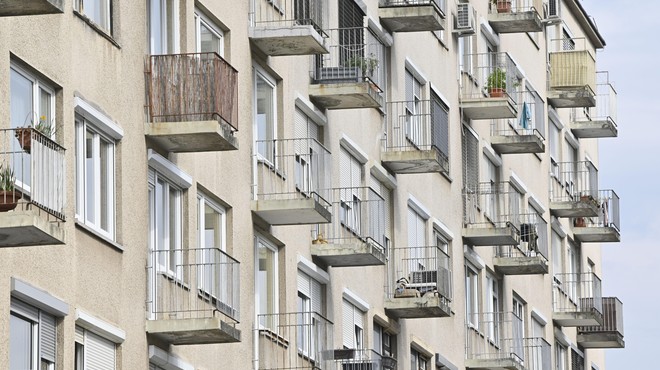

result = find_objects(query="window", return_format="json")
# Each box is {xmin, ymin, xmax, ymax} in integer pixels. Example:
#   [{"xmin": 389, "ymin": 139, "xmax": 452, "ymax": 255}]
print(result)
[
  {"xmin": 148, "ymin": 168, "xmax": 182, "ymax": 275},
  {"xmin": 373, "ymin": 323, "xmax": 396, "ymax": 359},
  {"xmin": 339, "ymin": 147, "xmax": 364, "ymax": 233},
  {"xmin": 342, "ymin": 299, "xmax": 364, "ymax": 349},
  {"xmin": 430, "ymin": 90, "xmax": 449, "ymax": 167},
  {"xmin": 297, "ymin": 270, "xmax": 324, "ymax": 358},
  {"xmin": 369, "ymin": 177, "xmax": 391, "ymax": 252},
  {"xmin": 10, "ymin": 299, "xmax": 56, "ymax": 370},
  {"xmin": 148, "ymin": 0, "xmax": 178, "ymax": 54},
  {"xmin": 483, "ymin": 155, "xmax": 499, "ymax": 221},
  {"xmin": 465, "ymin": 262, "xmax": 479, "ymax": 328},
  {"xmin": 294, "ymin": 107, "xmax": 323, "ymax": 196},
  {"xmin": 256, "ymin": 235, "xmax": 278, "ymax": 329},
  {"xmin": 197, "ymin": 193, "xmax": 227, "ymax": 300},
  {"xmin": 555, "ymin": 341, "xmax": 567, "ymax": 370},
  {"xmin": 75, "ymin": 115, "xmax": 116, "ymax": 239},
  {"xmin": 485, "ymin": 272, "xmax": 501, "ymax": 339},
  {"xmin": 195, "ymin": 10, "xmax": 223, "ymax": 55},
  {"xmin": 458, "ymin": 35, "xmax": 474, "ymax": 74},
  {"xmin": 571, "ymin": 348, "xmax": 585, "ymax": 370},
  {"xmin": 462, "ymin": 125, "xmax": 479, "ymax": 191},
  {"xmin": 75, "ymin": 326, "xmax": 116, "ymax": 370},
  {"xmin": 405, "ymin": 69, "xmax": 424, "ymax": 147},
  {"xmin": 512, "ymin": 295, "xmax": 526, "ymax": 342},
  {"xmin": 255, "ymin": 68, "xmax": 277, "ymax": 163},
  {"xmin": 549, "ymin": 120, "xmax": 561, "ymax": 177},
  {"xmin": 75, "ymin": 0, "xmax": 111, "ymax": 33},
  {"xmin": 411, "ymin": 349, "xmax": 429, "ymax": 370},
  {"xmin": 407, "ymin": 206, "xmax": 427, "ymax": 272},
  {"xmin": 551, "ymin": 231, "xmax": 563, "ymax": 278}
]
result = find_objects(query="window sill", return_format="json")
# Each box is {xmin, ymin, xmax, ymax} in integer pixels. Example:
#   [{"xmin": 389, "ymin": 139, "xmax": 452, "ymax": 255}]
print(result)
[
  {"xmin": 73, "ymin": 10, "xmax": 121, "ymax": 49},
  {"xmin": 75, "ymin": 220, "xmax": 124, "ymax": 252}
]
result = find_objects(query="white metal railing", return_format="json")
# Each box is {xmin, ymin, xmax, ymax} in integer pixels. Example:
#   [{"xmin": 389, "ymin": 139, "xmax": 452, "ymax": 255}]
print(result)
[
  {"xmin": 460, "ymin": 52, "xmax": 520, "ymax": 103},
  {"xmin": 0, "ymin": 128, "xmax": 65, "ymax": 221},
  {"xmin": 495, "ymin": 213, "xmax": 549, "ymax": 261},
  {"xmin": 553, "ymin": 272, "xmax": 602, "ymax": 317},
  {"xmin": 489, "ymin": 0, "xmax": 542, "ymax": 14},
  {"xmin": 575, "ymin": 189, "xmax": 620, "ymax": 231},
  {"xmin": 323, "ymin": 349, "xmax": 389, "ymax": 370},
  {"xmin": 525, "ymin": 337, "xmax": 551, "ymax": 370},
  {"xmin": 147, "ymin": 247, "xmax": 240, "ymax": 322},
  {"xmin": 466, "ymin": 311, "xmax": 524, "ymax": 364},
  {"xmin": 463, "ymin": 181, "xmax": 523, "ymax": 230},
  {"xmin": 253, "ymin": 138, "xmax": 331, "ymax": 208},
  {"xmin": 387, "ymin": 245, "xmax": 452, "ymax": 303},
  {"xmin": 570, "ymin": 71, "xmax": 617, "ymax": 126},
  {"xmin": 257, "ymin": 312, "xmax": 333, "ymax": 370},
  {"xmin": 491, "ymin": 90, "xmax": 545, "ymax": 140},
  {"xmin": 548, "ymin": 38, "xmax": 596, "ymax": 93},
  {"xmin": 578, "ymin": 297, "xmax": 624, "ymax": 336},
  {"xmin": 380, "ymin": 0, "xmax": 446, "ymax": 15},
  {"xmin": 250, "ymin": 0, "xmax": 326, "ymax": 34},
  {"xmin": 549, "ymin": 161, "xmax": 598, "ymax": 203}
]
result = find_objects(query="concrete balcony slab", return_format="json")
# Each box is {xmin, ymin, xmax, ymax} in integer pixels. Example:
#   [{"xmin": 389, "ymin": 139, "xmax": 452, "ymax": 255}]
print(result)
[
  {"xmin": 463, "ymin": 225, "xmax": 520, "ymax": 246},
  {"xmin": 491, "ymin": 134, "xmax": 545, "ymax": 154},
  {"xmin": 487, "ymin": 11, "xmax": 542, "ymax": 34},
  {"xmin": 379, "ymin": 4, "xmax": 446, "ymax": 32},
  {"xmin": 384, "ymin": 295, "xmax": 451, "ymax": 319},
  {"xmin": 578, "ymin": 332, "xmax": 625, "ymax": 349},
  {"xmin": 309, "ymin": 82, "xmax": 383, "ymax": 110},
  {"xmin": 494, "ymin": 255, "xmax": 549, "ymax": 275},
  {"xmin": 146, "ymin": 317, "xmax": 240, "ymax": 345},
  {"xmin": 249, "ymin": 26, "xmax": 328, "ymax": 56},
  {"xmin": 460, "ymin": 97, "xmax": 517, "ymax": 120},
  {"xmin": 553, "ymin": 311, "xmax": 603, "ymax": 327},
  {"xmin": 311, "ymin": 240, "xmax": 386, "ymax": 267},
  {"xmin": 0, "ymin": 210, "xmax": 64, "ymax": 247},
  {"xmin": 145, "ymin": 120, "xmax": 238, "ymax": 153},
  {"xmin": 548, "ymin": 87, "xmax": 596, "ymax": 108},
  {"xmin": 573, "ymin": 226, "xmax": 620, "ymax": 243},
  {"xmin": 465, "ymin": 358, "xmax": 524, "ymax": 370},
  {"xmin": 570, "ymin": 119, "xmax": 618, "ymax": 138},
  {"xmin": 549, "ymin": 200, "xmax": 599, "ymax": 218},
  {"xmin": 381, "ymin": 149, "xmax": 448, "ymax": 174},
  {"xmin": 252, "ymin": 198, "xmax": 331, "ymax": 226},
  {"xmin": 0, "ymin": 0, "xmax": 63, "ymax": 16}
]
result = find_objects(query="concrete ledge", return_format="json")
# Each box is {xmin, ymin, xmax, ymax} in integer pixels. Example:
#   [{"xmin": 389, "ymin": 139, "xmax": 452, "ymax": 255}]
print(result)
[
  {"xmin": 465, "ymin": 358, "xmax": 523, "ymax": 370},
  {"xmin": 311, "ymin": 241, "xmax": 386, "ymax": 267},
  {"xmin": 570, "ymin": 119, "xmax": 618, "ymax": 138},
  {"xmin": 487, "ymin": 11, "xmax": 542, "ymax": 34},
  {"xmin": 145, "ymin": 119, "xmax": 238, "ymax": 152},
  {"xmin": 309, "ymin": 82, "xmax": 383, "ymax": 110},
  {"xmin": 549, "ymin": 201, "xmax": 599, "ymax": 218},
  {"xmin": 548, "ymin": 88, "xmax": 596, "ymax": 108},
  {"xmin": 0, "ymin": 0, "xmax": 63, "ymax": 16},
  {"xmin": 463, "ymin": 225, "xmax": 520, "ymax": 246},
  {"xmin": 249, "ymin": 26, "xmax": 328, "ymax": 56},
  {"xmin": 553, "ymin": 310, "xmax": 603, "ymax": 327},
  {"xmin": 577, "ymin": 332, "xmax": 625, "ymax": 349},
  {"xmin": 252, "ymin": 198, "xmax": 331, "ymax": 225},
  {"xmin": 0, "ymin": 210, "xmax": 65, "ymax": 247},
  {"xmin": 381, "ymin": 149, "xmax": 448, "ymax": 174},
  {"xmin": 493, "ymin": 256, "xmax": 549, "ymax": 275},
  {"xmin": 146, "ymin": 317, "xmax": 241, "ymax": 345},
  {"xmin": 379, "ymin": 4, "xmax": 446, "ymax": 32},
  {"xmin": 384, "ymin": 295, "xmax": 451, "ymax": 319},
  {"xmin": 460, "ymin": 97, "xmax": 517, "ymax": 120},
  {"xmin": 491, "ymin": 134, "xmax": 545, "ymax": 154}
]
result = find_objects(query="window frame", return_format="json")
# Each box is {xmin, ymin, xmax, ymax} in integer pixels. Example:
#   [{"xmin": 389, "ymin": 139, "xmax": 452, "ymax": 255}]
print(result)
[
  {"xmin": 411, "ymin": 348, "xmax": 429, "ymax": 370},
  {"xmin": 254, "ymin": 66, "xmax": 278, "ymax": 165},
  {"xmin": 256, "ymin": 234, "xmax": 279, "ymax": 330},
  {"xmin": 197, "ymin": 193, "xmax": 227, "ymax": 300},
  {"xmin": 148, "ymin": 167, "xmax": 183, "ymax": 277},
  {"xmin": 10, "ymin": 300, "xmax": 57, "ymax": 370},
  {"xmin": 74, "ymin": 326, "xmax": 117, "ymax": 370},
  {"xmin": 148, "ymin": 0, "xmax": 179, "ymax": 54},
  {"xmin": 194, "ymin": 9, "xmax": 224, "ymax": 55},
  {"xmin": 75, "ymin": 0, "xmax": 112, "ymax": 34},
  {"xmin": 465, "ymin": 262, "xmax": 480, "ymax": 329}
]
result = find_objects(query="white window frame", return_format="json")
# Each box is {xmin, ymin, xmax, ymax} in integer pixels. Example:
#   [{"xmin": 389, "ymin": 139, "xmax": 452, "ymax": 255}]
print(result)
[
  {"xmin": 10, "ymin": 64, "xmax": 56, "ymax": 132},
  {"xmin": 197, "ymin": 193, "xmax": 227, "ymax": 301},
  {"xmin": 254, "ymin": 66, "xmax": 278, "ymax": 165},
  {"xmin": 411, "ymin": 348, "xmax": 429, "ymax": 370},
  {"xmin": 555, "ymin": 341, "xmax": 567, "ymax": 370},
  {"xmin": 195, "ymin": 10, "xmax": 224, "ymax": 55},
  {"xmin": 75, "ymin": 0, "xmax": 112, "ymax": 33},
  {"xmin": 148, "ymin": 167, "xmax": 183, "ymax": 277},
  {"xmin": 148, "ymin": 0, "xmax": 179, "ymax": 54},
  {"xmin": 255, "ymin": 234, "xmax": 279, "ymax": 329},
  {"xmin": 342, "ymin": 298, "xmax": 365, "ymax": 350},
  {"xmin": 465, "ymin": 262, "xmax": 480, "ymax": 329},
  {"xmin": 75, "ymin": 326, "xmax": 118, "ymax": 370},
  {"xmin": 10, "ymin": 300, "xmax": 57, "ymax": 370}
]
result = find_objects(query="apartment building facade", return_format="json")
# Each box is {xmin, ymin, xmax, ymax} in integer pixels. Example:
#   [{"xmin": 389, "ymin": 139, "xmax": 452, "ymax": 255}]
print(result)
[{"xmin": 0, "ymin": 0, "xmax": 623, "ymax": 369}]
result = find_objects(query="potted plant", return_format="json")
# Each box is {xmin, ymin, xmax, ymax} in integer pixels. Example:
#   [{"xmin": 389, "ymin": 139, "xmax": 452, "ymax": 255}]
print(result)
[
  {"xmin": 15, "ymin": 115, "xmax": 53, "ymax": 153},
  {"xmin": 347, "ymin": 53, "xmax": 379, "ymax": 79},
  {"xmin": 486, "ymin": 68, "xmax": 507, "ymax": 97},
  {"xmin": 0, "ymin": 164, "xmax": 20, "ymax": 212},
  {"xmin": 492, "ymin": 0, "xmax": 512, "ymax": 13}
]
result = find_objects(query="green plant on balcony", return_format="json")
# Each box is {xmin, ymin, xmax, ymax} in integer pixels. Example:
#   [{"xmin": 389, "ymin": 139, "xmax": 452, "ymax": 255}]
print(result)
[
  {"xmin": 486, "ymin": 68, "xmax": 507, "ymax": 97},
  {"xmin": 347, "ymin": 53, "xmax": 379, "ymax": 79},
  {"xmin": 0, "ymin": 164, "xmax": 20, "ymax": 212},
  {"xmin": 15, "ymin": 115, "xmax": 53, "ymax": 153}
]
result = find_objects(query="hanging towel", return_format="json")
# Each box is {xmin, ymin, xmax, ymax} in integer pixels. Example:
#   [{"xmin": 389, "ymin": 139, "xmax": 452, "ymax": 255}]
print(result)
[{"xmin": 519, "ymin": 101, "xmax": 531, "ymax": 129}]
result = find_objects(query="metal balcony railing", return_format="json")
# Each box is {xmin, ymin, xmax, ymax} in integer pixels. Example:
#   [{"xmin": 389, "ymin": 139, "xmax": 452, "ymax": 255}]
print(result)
[
  {"xmin": 257, "ymin": 312, "xmax": 333, "ymax": 370},
  {"xmin": 383, "ymin": 100, "xmax": 449, "ymax": 167},
  {"xmin": 576, "ymin": 189, "xmax": 620, "ymax": 231},
  {"xmin": 571, "ymin": 71, "xmax": 617, "ymax": 125},
  {"xmin": 549, "ymin": 161, "xmax": 599, "ymax": 203},
  {"xmin": 553, "ymin": 272, "xmax": 602, "ymax": 317},
  {"xmin": 314, "ymin": 186, "xmax": 386, "ymax": 249},
  {"xmin": 250, "ymin": 0, "xmax": 326, "ymax": 33},
  {"xmin": 147, "ymin": 248, "xmax": 240, "ymax": 322},
  {"xmin": 0, "ymin": 128, "xmax": 65, "ymax": 221},
  {"xmin": 548, "ymin": 38, "xmax": 596, "ymax": 93},
  {"xmin": 491, "ymin": 90, "xmax": 545, "ymax": 139},
  {"xmin": 525, "ymin": 337, "xmax": 551, "ymax": 370},
  {"xmin": 495, "ymin": 213, "xmax": 549, "ymax": 260},
  {"xmin": 578, "ymin": 297, "xmax": 624, "ymax": 335},
  {"xmin": 312, "ymin": 27, "xmax": 387, "ymax": 91},
  {"xmin": 323, "ymin": 349, "xmax": 392, "ymax": 370},
  {"xmin": 463, "ymin": 182, "xmax": 523, "ymax": 230},
  {"xmin": 146, "ymin": 53, "xmax": 239, "ymax": 130},
  {"xmin": 387, "ymin": 245, "xmax": 452, "ymax": 303},
  {"xmin": 380, "ymin": 0, "xmax": 446, "ymax": 14},
  {"xmin": 253, "ymin": 138, "xmax": 331, "ymax": 206},
  {"xmin": 460, "ymin": 52, "xmax": 520, "ymax": 102},
  {"xmin": 466, "ymin": 311, "xmax": 524, "ymax": 364},
  {"xmin": 489, "ymin": 0, "xmax": 542, "ymax": 14}
]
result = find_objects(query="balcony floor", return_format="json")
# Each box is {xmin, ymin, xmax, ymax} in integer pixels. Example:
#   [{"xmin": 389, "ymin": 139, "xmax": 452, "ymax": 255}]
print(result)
[
  {"xmin": 384, "ymin": 295, "xmax": 451, "ymax": 319},
  {"xmin": 553, "ymin": 310, "xmax": 603, "ymax": 327},
  {"xmin": 146, "ymin": 317, "xmax": 240, "ymax": 345},
  {"xmin": 491, "ymin": 134, "xmax": 545, "ymax": 154},
  {"xmin": 309, "ymin": 82, "xmax": 382, "ymax": 110},
  {"xmin": 493, "ymin": 255, "xmax": 549, "ymax": 275},
  {"xmin": 573, "ymin": 226, "xmax": 620, "ymax": 243},
  {"xmin": 249, "ymin": 26, "xmax": 328, "ymax": 56},
  {"xmin": 0, "ymin": 0, "xmax": 63, "ymax": 16},
  {"xmin": 487, "ymin": 11, "xmax": 543, "ymax": 33},
  {"xmin": 460, "ymin": 97, "xmax": 517, "ymax": 120},
  {"xmin": 465, "ymin": 358, "xmax": 524, "ymax": 370},
  {"xmin": 0, "ymin": 210, "xmax": 65, "ymax": 247},
  {"xmin": 550, "ymin": 201, "xmax": 599, "ymax": 218},
  {"xmin": 570, "ymin": 119, "xmax": 618, "ymax": 138},
  {"xmin": 251, "ymin": 198, "xmax": 331, "ymax": 226},
  {"xmin": 548, "ymin": 87, "xmax": 596, "ymax": 108},
  {"xmin": 577, "ymin": 332, "xmax": 625, "ymax": 349},
  {"xmin": 379, "ymin": 4, "xmax": 446, "ymax": 32},
  {"xmin": 463, "ymin": 225, "xmax": 520, "ymax": 246},
  {"xmin": 145, "ymin": 119, "xmax": 238, "ymax": 152},
  {"xmin": 311, "ymin": 240, "xmax": 386, "ymax": 267},
  {"xmin": 381, "ymin": 149, "xmax": 447, "ymax": 174}
]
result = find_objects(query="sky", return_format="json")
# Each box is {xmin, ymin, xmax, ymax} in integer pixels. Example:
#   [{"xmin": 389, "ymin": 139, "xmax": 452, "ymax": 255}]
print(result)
[{"xmin": 580, "ymin": 0, "xmax": 659, "ymax": 367}]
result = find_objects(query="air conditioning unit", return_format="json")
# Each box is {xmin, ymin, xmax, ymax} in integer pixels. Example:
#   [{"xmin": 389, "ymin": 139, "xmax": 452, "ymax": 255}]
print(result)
[
  {"xmin": 454, "ymin": 3, "xmax": 476, "ymax": 36},
  {"xmin": 546, "ymin": 0, "xmax": 560, "ymax": 21}
]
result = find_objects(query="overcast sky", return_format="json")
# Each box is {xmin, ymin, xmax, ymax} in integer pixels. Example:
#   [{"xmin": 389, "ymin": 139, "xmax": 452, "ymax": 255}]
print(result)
[{"xmin": 580, "ymin": 0, "xmax": 658, "ymax": 367}]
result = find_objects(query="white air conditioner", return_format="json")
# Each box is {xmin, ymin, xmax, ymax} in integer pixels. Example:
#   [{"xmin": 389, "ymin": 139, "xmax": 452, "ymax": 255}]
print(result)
[
  {"xmin": 454, "ymin": 3, "xmax": 476, "ymax": 36},
  {"xmin": 546, "ymin": 0, "xmax": 560, "ymax": 19}
]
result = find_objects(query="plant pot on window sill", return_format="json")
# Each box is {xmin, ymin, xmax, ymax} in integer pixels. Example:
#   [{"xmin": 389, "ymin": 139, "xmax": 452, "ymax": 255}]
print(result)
[
  {"xmin": 489, "ymin": 87, "xmax": 505, "ymax": 98},
  {"xmin": 0, "ymin": 190, "xmax": 21, "ymax": 212},
  {"xmin": 14, "ymin": 128, "xmax": 32, "ymax": 154}
]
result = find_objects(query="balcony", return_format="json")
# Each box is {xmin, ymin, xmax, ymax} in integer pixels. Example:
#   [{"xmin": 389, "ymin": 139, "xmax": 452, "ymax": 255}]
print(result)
[
  {"xmin": 146, "ymin": 248, "xmax": 240, "ymax": 345},
  {"xmin": 463, "ymin": 182, "xmax": 521, "ymax": 246},
  {"xmin": 384, "ymin": 246, "xmax": 452, "ymax": 319},
  {"xmin": 0, "ymin": 128, "xmax": 65, "ymax": 247},
  {"xmin": 311, "ymin": 187, "xmax": 387, "ymax": 267},
  {"xmin": 145, "ymin": 53, "xmax": 239, "ymax": 152},
  {"xmin": 493, "ymin": 214, "xmax": 549, "ymax": 275},
  {"xmin": 460, "ymin": 52, "xmax": 519, "ymax": 120},
  {"xmin": 487, "ymin": 0, "xmax": 542, "ymax": 34},
  {"xmin": 249, "ymin": 0, "xmax": 328, "ymax": 56},
  {"xmin": 548, "ymin": 38, "xmax": 596, "ymax": 108},
  {"xmin": 323, "ymin": 349, "xmax": 395, "ymax": 370},
  {"xmin": 0, "ymin": 0, "xmax": 63, "ymax": 16},
  {"xmin": 553, "ymin": 272, "xmax": 603, "ymax": 327},
  {"xmin": 570, "ymin": 72, "xmax": 618, "ymax": 138},
  {"xmin": 549, "ymin": 161, "xmax": 600, "ymax": 218},
  {"xmin": 466, "ymin": 312, "xmax": 551, "ymax": 370},
  {"xmin": 252, "ymin": 138, "xmax": 332, "ymax": 226},
  {"xmin": 490, "ymin": 90, "xmax": 545, "ymax": 154},
  {"xmin": 378, "ymin": 0, "xmax": 446, "ymax": 32},
  {"xmin": 573, "ymin": 190, "xmax": 620, "ymax": 243},
  {"xmin": 382, "ymin": 100, "xmax": 449, "ymax": 174},
  {"xmin": 256, "ymin": 312, "xmax": 332, "ymax": 370},
  {"xmin": 309, "ymin": 27, "xmax": 386, "ymax": 110},
  {"xmin": 578, "ymin": 297, "xmax": 625, "ymax": 349}
]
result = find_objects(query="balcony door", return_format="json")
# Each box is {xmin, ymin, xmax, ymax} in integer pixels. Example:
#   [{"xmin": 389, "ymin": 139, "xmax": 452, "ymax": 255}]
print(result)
[
  {"xmin": 197, "ymin": 194, "xmax": 229, "ymax": 312},
  {"xmin": 149, "ymin": 0, "xmax": 178, "ymax": 54}
]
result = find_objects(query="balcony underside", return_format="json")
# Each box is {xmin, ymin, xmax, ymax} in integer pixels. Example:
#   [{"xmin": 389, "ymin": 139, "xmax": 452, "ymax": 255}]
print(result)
[
  {"xmin": 384, "ymin": 295, "xmax": 451, "ymax": 319},
  {"xmin": 0, "ymin": 0, "xmax": 63, "ymax": 16},
  {"xmin": 550, "ymin": 201, "xmax": 599, "ymax": 218},
  {"xmin": 311, "ymin": 241, "xmax": 386, "ymax": 267},
  {"xmin": 460, "ymin": 98, "xmax": 517, "ymax": 120},
  {"xmin": 463, "ymin": 225, "xmax": 519, "ymax": 246},
  {"xmin": 570, "ymin": 119, "xmax": 618, "ymax": 138},
  {"xmin": 378, "ymin": 4, "xmax": 446, "ymax": 32},
  {"xmin": 494, "ymin": 256, "xmax": 549, "ymax": 275},
  {"xmin": 465, "ymin": 358, "xmax": 523, "ymax": 370},
  {"xmin": 577, "ymin": 332, "xmax": 625, "ymax": 349},
  {"xmin": 573, "ymin": 226, "xmax": 620, "ymax": 243},
  {"xmin": 249, "ymin": 26, "xmax": 328, "ymax": 56},
  {"xmin": 145, "ymin": 120, "xmax": 238, "ymax": 152},
  {"xmin": 487, "ymin": 11, "xmax": 543, "ymax": 33},
  {"xmin": 146, "ymin": 317, "xmax": 240, "ymax": 345},
  {"xmin": 491, "ymin": 135, "xmax": 545, "ymax": 154},
  {"xmin": 0, "ymin": 210, "xmax": 65, "ymax": 247},
  {"xmin": 548, "ymin": 87, "xmax": 596, "ymax": 108},
  {"xmin": 309, "ymin": 82, "xmax": 382, "ymax": 110},
  {"xmin": 251, "ymin": 198, "xmax": 331, "ymax": 226},
  {"xmin": 381, "ymin": 149, "xmax": 447, "ymax": 174},
  {"xmin": 553, "ymin": 311, "xmax": 603, "ymax": 327}
]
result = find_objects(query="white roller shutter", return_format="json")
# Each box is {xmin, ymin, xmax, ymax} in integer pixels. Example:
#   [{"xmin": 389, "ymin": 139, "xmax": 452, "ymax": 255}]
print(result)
[
  {"xmin": 40, "ymin": 312, "xmax": 56, "ymax": 363},
  {"xmin": 85, "ymin": 330, "xmax": 116, "ymax": 370},
  {"xmin": 10, "ymin": 298, "xmax": 39, "ymax": 321},
  {"xmin": 298, "ymin": 270, "xmax": 323, "ymax": 314},
  {"xmin": 342, "ymin": 299, "xmax": 364, "ymax": 349}
]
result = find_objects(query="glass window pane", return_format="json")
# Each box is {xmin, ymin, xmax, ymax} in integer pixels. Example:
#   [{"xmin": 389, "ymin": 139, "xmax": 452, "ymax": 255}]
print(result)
[
  {"xmin": 10, "ymin": 69, "xmax": 33, "ymax": 128},
  {"xmin": 39, "ymin": 88, "xmax": 52, "ymax": 136},
  {"xmin": 99, "ymin": 139, "xmax": 110, "ymax": 233},
  {"xmin": 168, "ymin": 187, "xmax": 178, "ymax": 272},
  {"xmin": 256, "ymin": 75, "xmax": 274, "ymax": 159},
  {"xmin": 165, "ymin": 0, "xmax": 175, "ymax": 52},
  {"xmin": 200, "ymin": 22, "xmax": 221, "ymax": 55},
  {"xmin": 85, "ymin": 130, "xmax": 96, "ymax": 224},
  {"xmin": 10, "ymin": 314, "xmax": 33, "ymax": 370},
  {"xmin": 258, "ymin": 243, "xmax": 275, "ymax": 318},
  {"xmin": 149, "ymin": 0, "xmax": 163, "ymax": 54},
  {"xmin": 204, "ymin": 203, "xmax": 220, "ymax": 249}
]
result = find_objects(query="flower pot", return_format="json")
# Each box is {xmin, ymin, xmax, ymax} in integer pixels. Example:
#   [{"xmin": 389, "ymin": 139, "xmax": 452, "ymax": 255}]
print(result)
[
  {"xmin": 14, "ymin": 128, "xmax": 32, "ymax": 154},
  {"xmin": 574, "ymin": 217, "xmax": 586, "ymax": 227},
  {"xmin": 489, "ymin": 87, "xmax": 505, "ymax": 98},
  {"xmin": 496, "ymin": 0, "xmax": 512, "ymax": 13},
  {"xmin": 0, "ymin": 190, "xmax": 21, "ymax": 212}
]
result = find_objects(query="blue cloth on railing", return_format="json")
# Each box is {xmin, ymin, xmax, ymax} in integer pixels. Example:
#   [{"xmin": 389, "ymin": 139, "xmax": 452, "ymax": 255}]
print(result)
[{"xmin": 519, "ymin": 101, "xmax": 531, "ymax": 129}]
